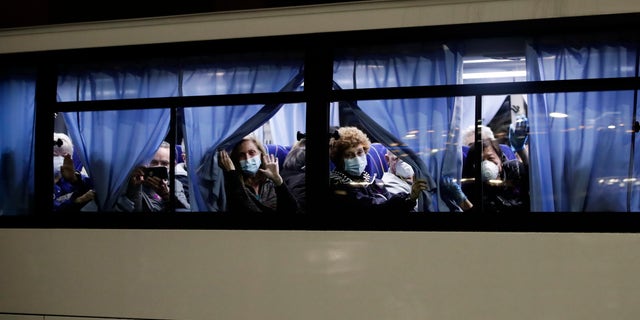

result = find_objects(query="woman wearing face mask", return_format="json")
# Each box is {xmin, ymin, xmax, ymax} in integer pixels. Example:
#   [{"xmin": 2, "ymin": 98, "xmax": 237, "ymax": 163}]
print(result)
[
  {"xmin": 461, "ymin": 138, "xmax": 530, "ymax": 213},
  {"xmin": 218, "ymin": 135, "xmax": 301, "ymax": 213},
  {"xmin": 328, "ymin": 126, "xmax": 428, "ymax": 214}
]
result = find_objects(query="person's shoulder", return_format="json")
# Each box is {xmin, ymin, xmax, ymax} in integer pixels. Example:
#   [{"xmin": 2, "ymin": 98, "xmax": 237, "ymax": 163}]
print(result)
[
  {"xmin": 503, "ymin": 159, "xmax": 524, "ymax": 169},
  {"xmin": 379, "ymin": 172, "xmax": 393, "ymax": 183},
  {"xmin": 503, "ymin": 159, "xmax": 527, "ymax": 179}
]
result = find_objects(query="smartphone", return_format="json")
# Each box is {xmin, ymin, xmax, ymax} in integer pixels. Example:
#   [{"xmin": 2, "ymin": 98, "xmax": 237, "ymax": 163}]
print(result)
[{"xmin": 144, "ymin": 166, "xmax": 169, "ymax": 180}]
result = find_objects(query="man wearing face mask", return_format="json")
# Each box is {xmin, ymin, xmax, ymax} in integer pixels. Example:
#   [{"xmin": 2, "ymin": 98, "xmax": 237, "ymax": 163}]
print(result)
[
  {"xmin": 383, "ymin": 150, "xmax": 414, "ymax": 191},
  {"xmin": 381, "ymin": 149, "xmax": 420, "ymax": 211},
  {"xmin": 53, "ymin": 132, "xmax": 95, "ymax": 212},
  {"xmin": 328, "ymin": 126, "xmax": 428, "ymax": 214},
  {"xmin": 218, "ymin": 135, "xmax": 301, "ymax": 213}
]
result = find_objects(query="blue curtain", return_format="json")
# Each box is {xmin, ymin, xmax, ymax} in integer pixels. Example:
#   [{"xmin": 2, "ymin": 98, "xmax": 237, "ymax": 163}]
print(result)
[
  {"xmin": 63, "ymin": 110, "xmax": 170, "ymax": 211},
  {"xmin": 59, "ymin": 63, "xmax": 177, "ymax": 210},
  {"xmin": 526, "ymin": 38, "xmax": 639, "ymax": 211},
  {"xmin": 266, "ymin": 103, "xmax": 306, "ymax": 145},
  {"xmin": 332, "ymin": 43, "xmax": 464, "ymax": 211},
  {"xmin": 0, "ymin": 69, "xmax": 36, "ymax": 215}
]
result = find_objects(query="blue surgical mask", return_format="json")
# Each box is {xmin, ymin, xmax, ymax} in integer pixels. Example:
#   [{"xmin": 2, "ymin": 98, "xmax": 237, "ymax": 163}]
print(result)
[
  {"xmin": 239, "ymin": 154, "xmax": 262, "ymax": 175},
  {"xmin": 344, "ymin": 154, "xmax": 367, "ymax": 176}
]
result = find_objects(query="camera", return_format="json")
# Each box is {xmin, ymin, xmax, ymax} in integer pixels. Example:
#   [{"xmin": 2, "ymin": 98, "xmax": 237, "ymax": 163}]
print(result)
[{"xmin": 144, "ymin": 166, "xmax": 168, "ymax": 180}]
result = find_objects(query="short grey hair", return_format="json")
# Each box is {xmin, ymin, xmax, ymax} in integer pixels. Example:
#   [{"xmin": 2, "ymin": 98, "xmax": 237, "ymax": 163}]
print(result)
[{"xmin": 462, "ymin": 125, "xmax": 495, "ymax": 146}]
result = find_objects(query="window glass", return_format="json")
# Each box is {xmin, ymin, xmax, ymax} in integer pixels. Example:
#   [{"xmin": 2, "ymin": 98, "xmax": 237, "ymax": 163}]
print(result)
[
  {"xmin": 57, "ymin": 59, "xmax": 181, "ymax": 101},
  {"xmin": 528, "ymin": 90, "xmax": 638, "ymax": 212},
  {"xmin": 0, "ymin": 68, "xmax": 36, "ymax": 215},
  {"xmin": 183, "ymin": 102, "xmax": 306, "ymax": 212},
  {"xmin": 462, "ymin": 37, "xmax": 527, "ymax": 85},
  {"xmin": 527, "ymin": 34, "xmax": 638, "ymax": 81},
  {"xmin": 329, "ymin": 97, "xmax": 464, "ymax": 212},
  {"xmin": 333, "ymin": 42, "xmax": 463, "ymax": 89},
  {"xmin": 181, "ymin": 52, "xmax": 304, "ymax": 96},
  {"xmin": 57, "ymin": 51, "xmax": 304, "ymax": 102}
]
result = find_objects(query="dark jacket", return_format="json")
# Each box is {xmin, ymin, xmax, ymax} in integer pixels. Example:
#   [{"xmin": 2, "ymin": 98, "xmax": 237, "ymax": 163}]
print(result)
[
  {"xmin": 223, "ymin": 170, "xmax": 301, "ymax": 213},
  {"xmin": 328, "ymin": 170, "xmax": 417, "ymax": 214}
]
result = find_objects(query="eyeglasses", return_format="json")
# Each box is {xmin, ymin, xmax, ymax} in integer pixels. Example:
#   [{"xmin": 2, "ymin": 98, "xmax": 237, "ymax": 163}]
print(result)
[{"xmin": 150, "ymin": 160, "xmax": 171, "ymax": 167}]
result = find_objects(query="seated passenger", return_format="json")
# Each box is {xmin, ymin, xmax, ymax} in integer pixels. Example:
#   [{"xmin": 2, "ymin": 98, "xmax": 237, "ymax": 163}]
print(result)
[
  {"xmin": 53, "ymin": 132, "xmax": 95, "ymax": 212},
  {"xmin": 382, "ymin": 149, "xmax": 414, "ymax": 194},
  {"xmin": 115, "ymin": 141, "xmax": 190, "ymax": 212},
  {"xmin": 280, "ymin": 137, "xmax": 306, "ymax": 213},
  {"xmin": 381, "ymin": 149, "xmax": 418, "ymax": 211},
  {"xmin": 218, "ymin": 135, "xmax": 301, "ymax": 213},
  {"xmin": 441, "ymin": 115, "xmax": 531, "ymax": 212},
  {"xmin": 327, "ymin": 126, "xmax": 428, "ymax": 213},
  {"xmin": 460, "ymin": 116, "xmax": 530, "ymax": 213}
]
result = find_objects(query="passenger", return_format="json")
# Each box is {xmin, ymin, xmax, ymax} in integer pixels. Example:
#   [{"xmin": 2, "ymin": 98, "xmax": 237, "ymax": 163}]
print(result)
[
  {"xmin": 327, "ymin": 126, "xmax": 428, "ymax": 213},
  {"xmin": 115, "ymin": 141, "xmax": 190, "ymax": 212},
  {"xmin": 280, "ymin": 137, "xmax": 306, "ymax": 212},
  {"xmin": 460, "ymin": 115, "xmax": 530, "ymax": 212},
  {"xmin": 382, "ymin": 149, "xmax": 414, "ymax": 193},
  {"xmin": 218, "ymin": 135, "xmax": 301, "ymax": 213},
  {"xmin": 381, "ymin": 149, "xmax": 418, "ymax": 211},
  {"xmin": 53, "ymin": 132, "xmax": 95, "ymax": 212},
  {"xmin": 450, "ymin": 115, "xmax": 530, "ymax": 212}
]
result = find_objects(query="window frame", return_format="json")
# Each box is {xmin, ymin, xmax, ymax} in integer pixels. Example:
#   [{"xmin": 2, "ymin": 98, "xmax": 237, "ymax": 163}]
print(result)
[{"xmin": 2, "ymin": 13, "xmax": 640, "ymax": 231}]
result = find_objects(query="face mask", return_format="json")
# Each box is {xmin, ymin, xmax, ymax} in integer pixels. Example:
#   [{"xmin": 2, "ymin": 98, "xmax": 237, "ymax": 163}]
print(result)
[
  {"xmin": 53, "ymin": 156, "xmax": 64, "ymax": 177},
  {"xmin": 344, "ymin": 154, "xmax": 367, "ymax": 176},
  {"xmin": 481, "ymin": 160, "xmax": 499, "ymax": 182},
  {"xmin": 239, "ymin": 154, "xmax": 261, "ymax": 175},
  {"xmin": 394, "ymin": 160, "xmax": 414, "ymax": 179}
]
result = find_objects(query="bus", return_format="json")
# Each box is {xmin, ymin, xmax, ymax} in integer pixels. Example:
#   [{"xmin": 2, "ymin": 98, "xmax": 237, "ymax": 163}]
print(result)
[{"xmin": 2, "ymin": 1, "xmax": 640, "ymax": 319}]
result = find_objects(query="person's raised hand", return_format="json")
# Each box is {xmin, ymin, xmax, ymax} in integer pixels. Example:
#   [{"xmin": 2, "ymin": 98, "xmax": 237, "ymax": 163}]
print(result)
[
  {"xmin": 409, "ymin": 177, "xmax": 428, "ymax": 201},
  {"xmin": 129, "ymin": 166, "xmax": 146, "ymax": 187},
  {"xmin": 145, "ymin": 175, "xmax": 170, "ymax": 201},
  {"xmin": 509, "ymin": 115, "xmax": 530, "ymax": 151},
  {"xmin": 260, "ymin": 153, "xmax": 283, "ymax": 186},
  {"xmin": 218, "ymin": 149, "xmax": 235, "ymax": 171},
  {"xmin": 60, "ymin": 154, "xmax": 78, "ymax": 182}
]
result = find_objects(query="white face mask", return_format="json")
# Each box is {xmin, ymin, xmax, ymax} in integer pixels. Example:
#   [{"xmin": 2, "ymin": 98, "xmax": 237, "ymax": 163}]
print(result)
[
  {"xmin": 344, "ymin": 154, "xmax": 368, "ymax": 176},
  {"xmin": 394, "ymin": 160, "xmax": 414, "ymax": 179},
  {"xmin": 53, "ymin": 155, "xmax": 64, "ymax": 177},
  {"xmin": 481, "ymin": 160, "xmax": 500, "ymax": 182},
  {"xmin": 239, "ymin": 154, "xmax": 261, "ymax": 175}
]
